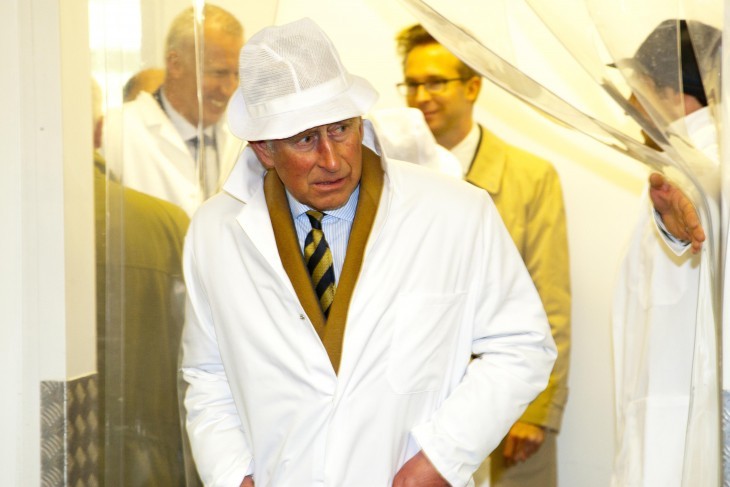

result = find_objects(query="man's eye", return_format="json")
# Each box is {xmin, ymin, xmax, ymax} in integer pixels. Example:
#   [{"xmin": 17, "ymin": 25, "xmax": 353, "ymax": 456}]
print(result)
[
  {"xmin": 425, "ymin": 81, "xmax": 445, "ymax": 91},
  {"xmin": 297, "ymin": 135, "xmax": 314, "ymax": 145}
]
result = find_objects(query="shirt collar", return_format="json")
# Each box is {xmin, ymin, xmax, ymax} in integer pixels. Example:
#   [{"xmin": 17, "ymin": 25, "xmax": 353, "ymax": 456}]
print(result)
[
  {"xmin": 450, "ymin": 122, "xmax": 480, "ymax": 176},
  {"xmin": 286, "ymin": 185, "xmax": 360, "ymax": 223},
  {"xmin": 160, "ymin": 88, "xmax": 215, "ymax": 142}
]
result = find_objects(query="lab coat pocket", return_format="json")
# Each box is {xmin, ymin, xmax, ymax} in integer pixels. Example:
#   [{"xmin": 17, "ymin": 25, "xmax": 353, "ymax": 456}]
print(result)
[
  {"xmin": 635, "ymin": 229, "xmax": 698, "ymax": 308},
  {"xmin": 387, "ymin": 292, "xmax": 466, "ymax": 394}
]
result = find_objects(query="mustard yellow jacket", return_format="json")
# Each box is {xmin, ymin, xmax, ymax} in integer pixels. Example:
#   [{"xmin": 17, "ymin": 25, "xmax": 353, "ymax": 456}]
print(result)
[{"xmin": 466, "ymin": 126, "xmax": 571, "ymax": 432}]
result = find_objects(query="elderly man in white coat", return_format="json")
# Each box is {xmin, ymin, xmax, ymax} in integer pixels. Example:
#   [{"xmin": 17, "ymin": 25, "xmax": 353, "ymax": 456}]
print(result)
[
  {"xmin": 181, "ymin": 18, "xmax": 556, "ymax": 487},
  {"xmin": 104, "ymin": 4, "xmax": 244, "ymax": 216}
]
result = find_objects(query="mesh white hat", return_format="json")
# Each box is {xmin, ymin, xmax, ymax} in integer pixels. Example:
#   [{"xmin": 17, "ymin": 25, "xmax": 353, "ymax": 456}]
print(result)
[{"xmin": 228, "ymin": 18, "xmax": 379, "ymax": 141}]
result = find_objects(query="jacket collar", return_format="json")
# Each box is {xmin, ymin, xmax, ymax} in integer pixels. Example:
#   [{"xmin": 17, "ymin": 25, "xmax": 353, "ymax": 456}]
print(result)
[
  {"xmin": 262, "ymin": 145, "xmax": 384, "ymax": 375},
  {"xmin": 465, "ymin": 124, "xmax": 507, "ymax": 195},
  {"xmin": 133, "ymin": 91, "xmax": 190, "ymax": 153},
  {"xmin": 137, "ymin": 90, "xmax": 236, "ymax": 159}
]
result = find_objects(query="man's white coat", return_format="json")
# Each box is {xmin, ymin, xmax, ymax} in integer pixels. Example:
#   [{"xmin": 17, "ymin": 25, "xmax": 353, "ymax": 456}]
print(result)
[
  {"xmin": 181, "ymin": 123, "xmax": 557, "ymax": 487},
  {"xmin": 104, "ymin": 91, "xmax": 242, "ymax": 216}
]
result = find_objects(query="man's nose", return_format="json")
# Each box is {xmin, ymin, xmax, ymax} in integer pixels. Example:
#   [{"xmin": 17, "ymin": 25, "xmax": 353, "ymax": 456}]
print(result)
[
  {"xmin": 412, "ymin": 84, "xmax": 432, "ymax": 104},
  {"xmin": 317, "ymin": 138, "xmax": 340, "ymax": 172},
  {"xmin": 220, "ymin": 73, "xmax": 239, "ymax": 99}
]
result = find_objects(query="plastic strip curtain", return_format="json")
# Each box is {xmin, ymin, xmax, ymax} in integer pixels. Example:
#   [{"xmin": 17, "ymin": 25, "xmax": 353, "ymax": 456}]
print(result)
[
  {"xmin": 397, "ymin": 0, "xmax": 723, "ymax": 485},
  {"xmin": 723, "ymin": 4, "xmax": 730, "ymax": 479},
  {"xmin": 91, "ymin": 0, "xmax": 253, "ymax": 484}
]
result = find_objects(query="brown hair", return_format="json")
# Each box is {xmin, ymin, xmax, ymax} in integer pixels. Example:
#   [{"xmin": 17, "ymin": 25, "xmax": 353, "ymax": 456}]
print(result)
[{"xmin": 395, "ymin": 24, "xmax": 478, "ymax": 79}]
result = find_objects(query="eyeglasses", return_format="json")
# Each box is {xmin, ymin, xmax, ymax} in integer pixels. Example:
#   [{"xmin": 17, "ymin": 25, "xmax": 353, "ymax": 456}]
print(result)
[{"xmin": 396, "ymin": 78, "xmax": 466, "ymax": 96}]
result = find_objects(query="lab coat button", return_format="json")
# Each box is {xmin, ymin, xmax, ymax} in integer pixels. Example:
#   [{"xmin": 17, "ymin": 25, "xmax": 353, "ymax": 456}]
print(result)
[{"xmin": 299, "ymin": 314, "xmax": 305, "ymax": 320}]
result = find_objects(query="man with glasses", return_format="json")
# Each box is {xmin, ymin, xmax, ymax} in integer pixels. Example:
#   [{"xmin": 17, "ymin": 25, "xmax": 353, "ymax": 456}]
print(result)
[{"xmin": 397, "ymin": 24, "xmax": 571, "ymax": 487}]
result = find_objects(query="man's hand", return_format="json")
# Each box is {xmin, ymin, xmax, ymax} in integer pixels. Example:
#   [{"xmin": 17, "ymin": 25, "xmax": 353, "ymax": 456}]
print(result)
[
  {"xmin": 649, "ymin": 172, "xmax": 705, "ymax": 253},
  {"xmin": 392, "ymin": 450, "xmax": 450, "ymax": 487},
  {"xmin": 502, "ymin": 421, "xmax": 545, "ymax": 467},
  {"xmin": 240, "ymin": 475, "xmax": 254, "ymax": 487}
]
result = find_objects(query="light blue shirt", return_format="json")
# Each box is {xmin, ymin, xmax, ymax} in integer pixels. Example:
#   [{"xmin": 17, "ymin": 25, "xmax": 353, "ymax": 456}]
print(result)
[{"xmin": 287, "ymin": 186, "xmax": 360, "ymax": 284}]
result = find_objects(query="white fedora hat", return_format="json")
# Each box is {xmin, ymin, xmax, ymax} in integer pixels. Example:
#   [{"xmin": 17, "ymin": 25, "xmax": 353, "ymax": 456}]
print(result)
[{"xmin": 227, "ymin": 17, "xmax": 379, "ymax": 141}]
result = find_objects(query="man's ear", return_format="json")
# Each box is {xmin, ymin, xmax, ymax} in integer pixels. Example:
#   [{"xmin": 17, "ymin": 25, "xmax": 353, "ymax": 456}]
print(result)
[
  {"xmin": 465, "ymin": 76, "xmax": 482, "ymax": 102},
  {"xmin": 249, "ymin": 141, "xmax": 275, "ymax": 169},
  {"xmin": 166, "ymin": 51, "xmax": 183, "ymax": 79}
]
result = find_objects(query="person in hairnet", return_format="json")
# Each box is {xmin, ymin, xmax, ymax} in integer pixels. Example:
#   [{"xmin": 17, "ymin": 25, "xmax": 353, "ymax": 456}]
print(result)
[
  {"xmin": 612, "ymin": 19, "xmax": 722, "ymax": 487},
  {"xmin": 180, "ymin": 18, "xmax": 556, "ymax": 487}
]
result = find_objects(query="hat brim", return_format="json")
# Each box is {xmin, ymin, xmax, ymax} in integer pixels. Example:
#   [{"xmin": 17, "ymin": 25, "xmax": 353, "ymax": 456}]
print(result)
[{"xmin": 227, "ymin": 75, "xmax": 379, "ymax": 142}]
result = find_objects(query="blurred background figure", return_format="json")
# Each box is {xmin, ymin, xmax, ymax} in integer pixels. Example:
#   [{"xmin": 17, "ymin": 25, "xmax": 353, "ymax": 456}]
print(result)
[
  {"xmin": 93, "ymin": 77, "xmax": 197, "ymax": 485},
  {"xmin": 613, "ymin": 19, "xmax": 721, "ymax": 487},
  {"xmin": 104, "ymin": 4, "xmax": 244, "ymax": 216},
  {"xmin": 396, "ymin": 24, "xmax": 572, "ymax": 487},
  {"xmin": 123, "ymin": 68, "xmax": 165, "ymax": 102},
  {"xmin": 367, "ymin": 107, "xmax": 462, "ymax": 177}
]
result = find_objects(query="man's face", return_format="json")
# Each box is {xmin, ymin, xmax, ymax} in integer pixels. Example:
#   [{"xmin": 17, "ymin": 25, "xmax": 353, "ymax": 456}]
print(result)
[
  {"xmin": 172, "ymin": 26, "xmax": 243, "ymax": 127},
  {"xmin": 253, "ymin": 118, "xmax": 364, "ymax": 211},
  {"xmin": 403, "ymin": 43, "xmax": 479, "ymax": 142}
]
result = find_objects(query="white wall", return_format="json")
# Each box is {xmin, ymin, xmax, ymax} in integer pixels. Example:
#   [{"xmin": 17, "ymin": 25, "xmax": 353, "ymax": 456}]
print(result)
[
  {"xmin": 61, "ymin": 0, "xmax": 96, "ymax": 380},
  {"xmin": 21, "ymin": 0, "xmax": 96, "ymax": 383},
  {"xmin": 1, "ymin": 0, "xmax": 96, "ymax": 483},
  {"xmin": 1, "ymin": 1, "xmax": 28, "ymax": 484},
  {"xmin": 271, "ymin": 1, "xmax": 646, "ymax": 485}
]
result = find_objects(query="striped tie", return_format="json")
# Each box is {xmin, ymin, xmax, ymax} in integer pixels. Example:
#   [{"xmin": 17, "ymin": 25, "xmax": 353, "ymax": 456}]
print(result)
[{"xmin": 304, "ymin": 210, "xmax": 336, "ymax": 318}]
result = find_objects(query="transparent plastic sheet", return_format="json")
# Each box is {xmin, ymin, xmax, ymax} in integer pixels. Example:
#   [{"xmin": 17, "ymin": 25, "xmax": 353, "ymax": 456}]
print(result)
[
  {"xmin": 91, "ymin": 0, "xmax": 253, "ymax": 484},
  {"xmin": 396, "ymin": 0, "xmax": 672, "ymax": 173},
  {"xmin": 527, "ymin": 2, "xmax": 722, "ymax": 484},
  {"xmin": 396, "ymin": 0, "xmax": 722, "ymax": 485},
  {"xmin": 721, "ymin": 5, "xmax": 730, "ymax": 478},
  {"xmin": 581, "ymin": 5, "xmax": 722, "ymax": 486}
]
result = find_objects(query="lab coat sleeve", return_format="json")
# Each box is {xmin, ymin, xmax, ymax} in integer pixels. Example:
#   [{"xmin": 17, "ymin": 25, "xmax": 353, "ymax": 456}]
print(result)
[
  {"xmin": 411, "ymin": 197, "xmax": 557, "ymax": 487},
  {"xmin": 180, "ymin": 231, "xmax": 253, "ymax": 487}
]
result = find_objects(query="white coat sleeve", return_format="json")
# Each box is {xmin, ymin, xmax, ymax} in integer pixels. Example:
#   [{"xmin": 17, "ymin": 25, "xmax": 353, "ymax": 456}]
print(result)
[
  {"xmin": 411, "ymin": 197, "xmax": 557, "ymax": 487},
  {"xmin": 180, "ymin": 231, "xmax": 253, "ymax": 487}
]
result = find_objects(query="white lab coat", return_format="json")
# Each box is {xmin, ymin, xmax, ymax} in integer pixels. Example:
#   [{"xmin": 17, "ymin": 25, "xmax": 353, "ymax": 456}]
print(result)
[
  {"xmin": 104, "ymin": 91, "xmax": 242, "ymax": 216},
  {"xmin": 612, "ymin": 107, "xmax": 720, "ymax": 487},
  {"xmin": 181, "ymin": 122, "xmax": 556, "ymax": 487}
]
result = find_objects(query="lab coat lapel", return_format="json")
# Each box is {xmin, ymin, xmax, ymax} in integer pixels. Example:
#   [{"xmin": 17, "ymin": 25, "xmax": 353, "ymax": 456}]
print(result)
[
  {"xmin": 137, "ymin": 92, "xmax": 193, "ymax": 162},
  {"xmin": 233, "ymin": 174, "xmax": 298, "ymax": 300},
  {"xmin": 326, "ymin": 147, "xmax": 383, "ymax": 373},
  {"xmin": 264, "ymin": 170, "xmax": 328, "ymax": 336},
  {"xmin": 262, "ymin": 146, "xmax": 384, "ymax": 375}
]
